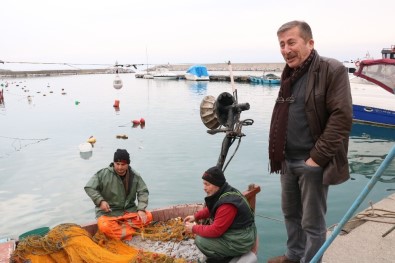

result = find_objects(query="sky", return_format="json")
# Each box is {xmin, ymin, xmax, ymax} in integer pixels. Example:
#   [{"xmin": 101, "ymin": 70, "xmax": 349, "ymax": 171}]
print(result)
[{"xmin": 1, "ymin": 0, "xmax": 394, "ymax": 71}]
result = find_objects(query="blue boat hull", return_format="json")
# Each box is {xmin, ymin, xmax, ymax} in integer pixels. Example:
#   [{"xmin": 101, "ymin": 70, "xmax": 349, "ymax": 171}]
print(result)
[
  {"xmin": 353, "ymin": 104, "xmax": 395, "ymax": 127},
  {"xmin": 249, "ymin": 76, "xmax": 280, "ymax": 85}
]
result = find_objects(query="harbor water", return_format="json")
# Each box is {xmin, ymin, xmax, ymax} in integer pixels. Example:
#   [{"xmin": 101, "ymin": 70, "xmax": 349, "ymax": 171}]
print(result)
[{"xmin": 1, "ymin": 72, "xmax": 394, "ymax": 261}]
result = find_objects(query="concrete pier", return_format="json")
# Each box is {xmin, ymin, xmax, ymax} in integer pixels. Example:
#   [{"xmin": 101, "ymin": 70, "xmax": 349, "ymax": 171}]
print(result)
[
  {"xmin": 323, "ymin": 193, "xmax": 395, "ymax": 263},
  {"xmin": 134, "ymin": 73, "xmax": 252, "ymax": 83}
]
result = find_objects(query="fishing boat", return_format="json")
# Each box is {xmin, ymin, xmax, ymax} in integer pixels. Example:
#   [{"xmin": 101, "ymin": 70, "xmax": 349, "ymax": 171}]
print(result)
[
  {"xmin": 184, "ymin": 65, "xmax": 210, "ymax": 81},
  {"xmin": 350, "ymin": 47, "xmax": 395, "ymax": 127},
  {"xmin": 81, "ymin": 184, "xmax": 260, "ymax": 231},
  {"xmin": 0, "ymin": 185, "xmax": 260, "ymax": 263},
  {"xmin": 249, "ymin": 73, "xmax": 280, "ymax": 85}
]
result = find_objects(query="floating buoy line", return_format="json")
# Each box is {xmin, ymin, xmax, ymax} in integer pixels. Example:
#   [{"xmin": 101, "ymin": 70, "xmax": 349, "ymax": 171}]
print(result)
[
  {"xmin": 0, "ymin": 136, "xmax": 50, "ymax": 158},
  {"xmin": 118, "ymin": 118, "xmax": 146, "ymax": 128}
]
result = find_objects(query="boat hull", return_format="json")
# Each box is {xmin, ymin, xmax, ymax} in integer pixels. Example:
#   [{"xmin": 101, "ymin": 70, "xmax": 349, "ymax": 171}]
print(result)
[
  {"xmin": 185, "ymin": 73, "xmax": 210, "ymax": 81},
  {"xmin": 1, "ymin": 184, "xmax": 261, "ymax": 262},
  {"xmin": 249, "ymin": 76, "xmax": 280, "ymax": 85},
  {"xmin": 153, "ymin": 75, "xmax": 178, "ymax": 80},
  {"xmin": 153, "ymin": 67, "xmax": 178, "ymax": 80},
  {"xmin": 352, "ymin": 104, "xmax": 395, "ymax": 127},
  {"xmin": 350, "ymin": 76, "xmax": 395, "ymax": 127}
]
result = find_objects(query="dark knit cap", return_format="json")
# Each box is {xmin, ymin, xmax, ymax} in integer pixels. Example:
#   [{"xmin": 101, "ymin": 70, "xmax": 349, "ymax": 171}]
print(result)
[
  {"xmin": 113, "ymin": 149, "xmax": 130, "ymax": 164},
  {"xmin": 202, "ymin": 166, "xmax": 226, "ymax": 187}
]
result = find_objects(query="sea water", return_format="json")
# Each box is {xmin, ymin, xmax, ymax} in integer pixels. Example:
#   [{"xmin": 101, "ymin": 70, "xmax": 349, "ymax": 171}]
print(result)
[{"xmin": 0, "ymin": 73, "xmax": 394, "ymax": 261}]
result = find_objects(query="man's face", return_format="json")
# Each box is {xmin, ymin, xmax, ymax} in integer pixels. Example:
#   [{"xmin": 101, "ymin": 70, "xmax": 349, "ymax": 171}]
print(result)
[
  {"xmin": 114, "ymin": 162, "xmax": 128, "ymax": 176},
  {"xmin": 278, "ymin": 26, "xmax": 314, "ymax": 69},
  {"xmin": 203, "ymin": 180, "xmax": 220, "ymax": 196}
]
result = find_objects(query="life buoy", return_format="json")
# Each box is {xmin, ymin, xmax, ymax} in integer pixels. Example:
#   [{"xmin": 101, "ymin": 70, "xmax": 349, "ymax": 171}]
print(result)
[{"xmin": 355, "ymin": 61, "xmax": 360, "ymax": 67}]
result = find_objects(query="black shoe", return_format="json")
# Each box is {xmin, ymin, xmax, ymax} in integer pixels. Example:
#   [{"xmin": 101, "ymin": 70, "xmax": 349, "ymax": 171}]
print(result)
[{"xmin": 206, "ymin": 256, "xmax": 233, "ymax": 263}]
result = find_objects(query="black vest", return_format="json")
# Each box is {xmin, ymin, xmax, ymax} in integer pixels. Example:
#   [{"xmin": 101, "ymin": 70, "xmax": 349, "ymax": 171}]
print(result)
[{"xmin": 205, "ymin": 183, "xmax": 254, "ymax": 229}]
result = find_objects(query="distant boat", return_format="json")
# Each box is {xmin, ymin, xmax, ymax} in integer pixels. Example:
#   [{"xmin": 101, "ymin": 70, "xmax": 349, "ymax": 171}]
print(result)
[
  {"xmin": 184, "ymin": 65, "xmax": 210, "ymax": 81},
  {"xmin": 153, "ymin": 68, "xmax": 178, "ymax": 80},
  {"xmin": 344, "ymin": 51, "xmax": 374, "ymax": 77},
  {"xmin": 249, "ymin": 73, "xmax": 280, "ymax": 85},
  {"xmin": 343, "ymin": 61, "xmax": 357, "ymax": 76},
  {"xmin": 143, "ymin": 73, "xmax": 154, "ymax": 79}
]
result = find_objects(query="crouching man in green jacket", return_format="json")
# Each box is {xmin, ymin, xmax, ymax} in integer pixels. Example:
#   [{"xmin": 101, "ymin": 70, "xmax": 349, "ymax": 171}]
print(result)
[
  {"xmin": 84, "ymin": 149, "xmax": 152, "ymax": 240},
  {"xmin": 184, "ymin": 166, "xmax": 257, "ymax": 263}
]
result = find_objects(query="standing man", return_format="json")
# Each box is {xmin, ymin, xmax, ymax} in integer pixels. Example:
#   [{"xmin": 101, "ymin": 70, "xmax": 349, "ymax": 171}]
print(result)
[
  {"xmin": 267, "ymin": 21, "xmax": 352, "ymax": 263},
  {"xmin": 184, "ymin": 166, "xmax": 257, "ymax": 263},
  {"xmin": 84, "ymin": 149, "xmax": 152, "ymax": 240}
]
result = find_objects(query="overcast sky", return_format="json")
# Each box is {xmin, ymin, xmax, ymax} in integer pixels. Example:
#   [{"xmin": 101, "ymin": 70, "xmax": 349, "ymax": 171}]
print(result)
[{"xmin": 1, "ymin": 0, "xmax": 394, "ymax": 70}]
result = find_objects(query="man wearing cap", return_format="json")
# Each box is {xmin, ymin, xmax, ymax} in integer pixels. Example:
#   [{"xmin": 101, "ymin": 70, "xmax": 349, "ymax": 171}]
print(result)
[
  {"xmin": 84, "ymin": 149, "xmax": 152, "ymax": 240},
  {"xmin": 184, "ymin": 166, "xmax": 257, "ymax": 263}
]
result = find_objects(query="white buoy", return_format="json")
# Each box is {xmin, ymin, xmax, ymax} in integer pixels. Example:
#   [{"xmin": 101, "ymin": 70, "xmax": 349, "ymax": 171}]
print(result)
[
  {"xmin": 113, "ymin": 75, "xmax": 123, "ymax": 89},
  {"xmin": 78, "ymin": 142, "xmax": 92, "ymax": 152}
]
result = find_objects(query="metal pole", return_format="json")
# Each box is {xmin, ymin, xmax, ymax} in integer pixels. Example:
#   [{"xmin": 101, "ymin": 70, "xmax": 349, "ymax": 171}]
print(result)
[
  {"xmin": 311, "ymin": 144, "xmax": 395, "ymax": 263},
  {"xmin": 228, "ymin": 61, "xmax": 235, "ymax": 95}
]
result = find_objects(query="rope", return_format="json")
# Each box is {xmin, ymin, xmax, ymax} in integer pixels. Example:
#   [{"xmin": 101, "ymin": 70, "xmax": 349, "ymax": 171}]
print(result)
[
  {"xmin": 255, "ymin": 214, "xmax": 284, "ymax": 223},
  {"xmin": 355, "ymin": 207, "xmax": 395, "ymax": 224},
  {"xmin": 327, "ymin": 199, "xmax": 395, "ymax": 233},
  {"xmin": 118, "ymin": 122, "xmax": 132, "ymax": 127}
]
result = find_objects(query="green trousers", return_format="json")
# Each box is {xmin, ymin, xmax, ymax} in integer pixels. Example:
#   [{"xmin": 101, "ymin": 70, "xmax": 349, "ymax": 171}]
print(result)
[{"xmin": 195, "ymin": 224, "xmax": 257, "ymax": 258}]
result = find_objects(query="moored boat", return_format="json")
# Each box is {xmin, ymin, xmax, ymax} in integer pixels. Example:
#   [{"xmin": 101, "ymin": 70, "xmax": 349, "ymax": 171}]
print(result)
[
  {"xmin": 350, "ymin": 47, "xmax": 395, "ymax": 127},
  {"xmin": 249, "ymin": 73, "xmax": 280, "ymax": 85},
  {"xmin": 184, "ymin": 65, "xmax": 210, "ymax": 81},
  {"xmin": 153, "ymin": 67, "xmax": 178, "ymax": 80}
]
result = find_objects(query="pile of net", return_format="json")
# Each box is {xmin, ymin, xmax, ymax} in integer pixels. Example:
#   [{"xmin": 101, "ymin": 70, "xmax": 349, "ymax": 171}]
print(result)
[{"xmin": 11, "ymin": 218, "xmax": 200, "ymax": 263}]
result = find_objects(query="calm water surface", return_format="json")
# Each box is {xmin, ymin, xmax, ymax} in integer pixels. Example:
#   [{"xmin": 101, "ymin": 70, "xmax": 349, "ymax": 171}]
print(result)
[{"xmin": 1, "ymin": 73, "xmax": 394, "ymax": 261}]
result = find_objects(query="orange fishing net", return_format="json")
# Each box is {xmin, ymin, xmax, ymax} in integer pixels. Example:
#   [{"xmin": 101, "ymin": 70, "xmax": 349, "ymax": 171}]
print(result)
[
  {"xmin": 11, "ymin": 220, "xmax": 196, "ymax": 263},
  {"xmin": 97, "ymin": 211, "xmax": 153, "ymax": 240}
]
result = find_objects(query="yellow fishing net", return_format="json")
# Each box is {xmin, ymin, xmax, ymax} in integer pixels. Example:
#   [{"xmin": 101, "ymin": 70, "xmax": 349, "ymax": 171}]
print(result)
[
  {"xmin": 134, "ymin": 217, "xmax": 195, "ymax": 242},
  {"xmin": 11, "ymin": 218, "xmax": 197, "ymax": 263}
]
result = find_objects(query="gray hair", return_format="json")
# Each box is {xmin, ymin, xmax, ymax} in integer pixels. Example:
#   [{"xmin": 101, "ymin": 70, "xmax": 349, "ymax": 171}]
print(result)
[{"xmin": 277, "ymin": 20, "xmax": 313, "ymax": 42}]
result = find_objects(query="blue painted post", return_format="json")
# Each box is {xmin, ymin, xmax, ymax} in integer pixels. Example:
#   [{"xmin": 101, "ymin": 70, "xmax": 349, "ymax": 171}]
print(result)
[{"xmin": 311, "ymin": 144, "xmax": 395, "ymax": 263}]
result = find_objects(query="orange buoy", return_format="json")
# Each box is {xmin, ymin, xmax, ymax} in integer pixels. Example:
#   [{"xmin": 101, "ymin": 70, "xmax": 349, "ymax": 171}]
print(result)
[
  {"xmin": 140, "ymin": 118, "xmax": 145, "ymax": 124},
  {"xmin": 132, "ymin": 120, "xmax": 140, "ymax": 125},
  {"xmin": 113, "ymin": 100, "xmax": 120, "ymax": 107}
]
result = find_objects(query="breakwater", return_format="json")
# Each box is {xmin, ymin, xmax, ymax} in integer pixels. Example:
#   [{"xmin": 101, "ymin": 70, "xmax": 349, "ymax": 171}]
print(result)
[
  {"xmin": 0, "ymin": 68, "xmax": 114, "ymax": 78},
  {"xmin": 134, "ymin": 73, "xmax": 252, "ymax": 83},
  {"xmin": 0, "ymin": 63, "xmax": 285, "ymax": 79},
  {"xmin": 163, "ymin": 62, "xmax": 285, "ymax": 72}
]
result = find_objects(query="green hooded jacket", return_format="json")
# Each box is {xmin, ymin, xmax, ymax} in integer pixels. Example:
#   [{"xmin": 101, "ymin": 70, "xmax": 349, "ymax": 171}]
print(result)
[{"xmin": 84, "ymin": 164, "xmax": 149, "ymax": 218}]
